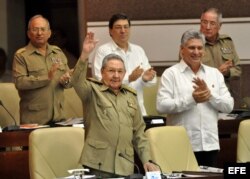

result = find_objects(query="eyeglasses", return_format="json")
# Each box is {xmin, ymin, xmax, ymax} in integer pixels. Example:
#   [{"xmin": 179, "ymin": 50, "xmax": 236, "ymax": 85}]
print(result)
[
  {"xmin": 104, "ymin": 68, "xmax": 125, "ymax": 74},
  {"xmin": 29, "ymin": 27, "xmax": 49, "ymax": 33},
  {"xmin": 201, "ymin": 20, "xmax": 218, "ymax": 27}
]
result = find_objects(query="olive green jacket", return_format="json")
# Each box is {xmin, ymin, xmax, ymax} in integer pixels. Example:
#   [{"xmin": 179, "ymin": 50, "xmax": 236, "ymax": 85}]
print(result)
[
  {"xmin": 13, "ymin": 42, "xmax": 70, "ymax": 124},
  {"xmin": 72, "ymin": 60, "xmax": 151, "ymax": 176},
  {"xmin": 202, "ymin": 34, "xmax": 241, "ymax": 81}
]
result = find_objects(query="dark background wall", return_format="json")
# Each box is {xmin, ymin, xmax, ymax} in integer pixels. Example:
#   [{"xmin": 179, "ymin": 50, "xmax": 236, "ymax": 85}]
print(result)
[{"xmin": 86, "ymin": 0, "xmax": 250, "ymax": 21}]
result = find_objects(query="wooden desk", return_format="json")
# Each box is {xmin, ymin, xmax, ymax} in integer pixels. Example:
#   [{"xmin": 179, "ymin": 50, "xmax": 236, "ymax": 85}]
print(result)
[{"xmin": 0, "ymin": 130, "xmax": 31, "ymax": 179}]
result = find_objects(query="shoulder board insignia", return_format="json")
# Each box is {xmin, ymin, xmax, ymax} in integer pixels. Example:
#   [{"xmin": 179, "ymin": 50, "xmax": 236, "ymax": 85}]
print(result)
[
  {"xmin": 122, "ymin": 85, "xmax": 137, "ymax": 95},
  {"xmin": 16, "ymin": 48, "xmax": 26, "ymax": 54},
  {"xmin": 219, "ymin": 34, "xmax": 232, "ymax": 40},
  {"xmin": 51, "ymin": 45, "xmax": 62, "ymax": 51},
  {"xmin": 87, "ymin": 77, "xmax": 102, "ymax": 84}
]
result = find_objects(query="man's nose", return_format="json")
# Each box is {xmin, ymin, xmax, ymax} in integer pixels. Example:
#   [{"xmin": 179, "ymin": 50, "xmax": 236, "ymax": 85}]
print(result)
[
  {"xmin": 193, "ymin": 48, "xmax": 200, "ymax": 54},
  {"xmin": 113, "ymin": 71, "xmax": 119, "ymax": 77}
]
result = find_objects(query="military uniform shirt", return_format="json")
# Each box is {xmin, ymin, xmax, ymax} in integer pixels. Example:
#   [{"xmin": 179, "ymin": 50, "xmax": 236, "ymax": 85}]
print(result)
[
  {"xmin": 72, "ymin": 59, "xmax": 151, "ymax": 176},
  {"xmin": 13, "ymin": 42, "xmax": 70, "ymax": 124},
  {"xmin": 202, "ymin": 34, "xmax": 241, "ymax": 81}
]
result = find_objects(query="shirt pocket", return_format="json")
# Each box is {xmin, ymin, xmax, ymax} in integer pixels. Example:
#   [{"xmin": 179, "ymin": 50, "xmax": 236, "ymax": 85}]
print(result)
[
  {"xmin": 28, "ymin": 65, "xmax": 46, "ymax": 77},
  {"xmin": 127, "ymin": 98, "xmax": 137, "ymax": 118},
  {"xmin": 221, "ymin": 47, "xmax": 235, "ymax": 61},
  {"xmin": 57, "ymin": 62, "xmax": 67, "ymax": 71},
  {"xmin": 86, "ymin": 138, "xmax": 109, "ymax": 164},
  {"xmin": 97, "ymin": 99, "xmax": 113, "ymax": 120},
  {"xmin": 125, "ymin": 147, "xmax": 134, "ymax": 159}
]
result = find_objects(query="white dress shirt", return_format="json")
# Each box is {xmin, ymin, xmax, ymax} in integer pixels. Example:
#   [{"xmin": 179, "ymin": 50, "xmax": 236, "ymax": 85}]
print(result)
[
  {"xmin": 92, "ymin": 40, "xmax": 156, "ymax": 115},
  {"xmin": 157, "ymin": 60, "xmax": 234, "ymax": 151}
]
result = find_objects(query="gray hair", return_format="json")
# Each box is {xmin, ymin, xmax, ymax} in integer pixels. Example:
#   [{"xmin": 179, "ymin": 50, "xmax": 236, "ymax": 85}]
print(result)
[
  {"xmin": 28, "ymin": 14, "xmax": 50, "ymax": 30},
  {"xmin": 181, "ymin": 29, "xmax": 205, "ymax": 46},
  {"xmin": 101, "ymin": 53, "xmax": 125, "ymax": 70},
  {"xmin": 201, "ymin": 7, "xmax": 223, "ymax": 25}
]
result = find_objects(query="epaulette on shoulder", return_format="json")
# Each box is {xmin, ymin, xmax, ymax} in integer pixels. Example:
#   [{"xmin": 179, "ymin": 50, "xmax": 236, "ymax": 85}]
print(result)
[
  {"xmin": 51, "ymin": 45, "xmax": 62, "ymax": 51},
  {"xmin": 123, "ymin": 85, "xmax": 137, "ymax": 96},
  {"xmin": 87, "ymin": 77, "xmax": 103, "ymax": 84},
  {"xmin": 220, "ymin": 34, "xmax": 232, "ymax": 40},
  {"xmin": 16, "ymin": 47, "xmax": 26, "ymax": 54}
]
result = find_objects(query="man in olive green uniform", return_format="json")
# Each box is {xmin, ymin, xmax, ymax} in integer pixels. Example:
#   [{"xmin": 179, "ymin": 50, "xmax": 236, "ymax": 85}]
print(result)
[
  {"xmin": 200, "ymin": 8, "xmax": 241, "ymax": 85},
  {"xmin": 72, "ymin": 32, "xmax": 158, "ymax": 178},
  {"xmin": 13, "ymin": 15, "xmax": 72, "ymax": 125}
]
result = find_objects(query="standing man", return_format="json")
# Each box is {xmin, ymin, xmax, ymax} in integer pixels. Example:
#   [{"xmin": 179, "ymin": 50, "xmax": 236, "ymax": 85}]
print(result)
[
  {"xmin": 200, "ymin": 7, "xmax": 241, "ymax": 85},
  {"xmin": 157, "ymin": 29, "xmax": 234, "ymax": 167},
  {"xmin": 72, "ymin": 32, "xmax": 158, "ymax": 178},
  {"xmin": 13, "ymin": 15, "xmax": 72, "ymax": 125},
  {"xmin": 92, "ymin": 13, "xmax": 156, "ymax": 116}
]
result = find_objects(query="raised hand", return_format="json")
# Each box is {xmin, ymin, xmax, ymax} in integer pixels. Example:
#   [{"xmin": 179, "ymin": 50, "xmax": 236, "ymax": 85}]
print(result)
[{"xmin": 80, "ymin": 32, "xmax": 98, "ymax": 60}]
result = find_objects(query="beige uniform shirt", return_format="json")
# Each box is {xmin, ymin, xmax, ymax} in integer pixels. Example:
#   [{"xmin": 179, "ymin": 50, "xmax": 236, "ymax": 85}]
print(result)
[
  {"xmin": 72, "ymin": 60, "xmax": 151, "ymax": 176},
  {"xmin": 202, "ymin": 34, "xmax": 241, "ymax": 83},
  {"xmin": 13, "ymin": 42, "xmax": 70, "ymax": 124}
]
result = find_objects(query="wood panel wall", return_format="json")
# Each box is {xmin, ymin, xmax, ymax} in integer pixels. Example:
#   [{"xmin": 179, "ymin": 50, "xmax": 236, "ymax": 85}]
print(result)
[{"xmin": 86, "ymin": 0, "xmax": 250, "ymax": 21}]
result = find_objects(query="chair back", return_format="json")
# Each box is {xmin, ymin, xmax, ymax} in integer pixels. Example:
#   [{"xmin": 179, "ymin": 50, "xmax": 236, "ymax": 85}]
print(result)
[
  {"xmin": 0, "ymin": 83, "xmax": 20, "ymax": 127},
  {"xmin": 143, "ymin": 76, "xmax": 161, "ymax": 116},
  {"xmin": 29, "ymin": 127, "xmax": 85, "ymax": 179},
  {"xmin": 237, "ymin": 119, "xmax": 250, "ymax": 162},
  {"xmin": 145, "ymin": 126, "xmax": 199, "ymax": 173}
]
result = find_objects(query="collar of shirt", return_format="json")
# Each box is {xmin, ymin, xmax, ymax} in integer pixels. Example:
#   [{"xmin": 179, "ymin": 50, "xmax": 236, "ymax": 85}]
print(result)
[
  {"xmin": 26, "ymin": 42, "xmax": 59, "ymax": 56},
  {"xmin": 98, "ymin": 82, "xmax": 133, "ymax": 95},
  {"xmin": 205, "ymin": 33, "xmax": 231, "ymax": 46},
  {"xmin": 110, "ymin": 39, "xmax": 132, "ymax": 52},
  {"xmin": 179, "ymin": 59, "xmax": 206, "ymax": 74}
]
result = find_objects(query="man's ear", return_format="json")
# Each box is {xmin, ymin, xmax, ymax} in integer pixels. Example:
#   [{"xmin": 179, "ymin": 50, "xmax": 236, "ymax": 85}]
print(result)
[
  {"xmin": 218, "ymin": 23, "xmax": 222, "ymax": 30},
  {"xmin": 48, "ymin": 29, "xmax": 52, "ymax": 38}
]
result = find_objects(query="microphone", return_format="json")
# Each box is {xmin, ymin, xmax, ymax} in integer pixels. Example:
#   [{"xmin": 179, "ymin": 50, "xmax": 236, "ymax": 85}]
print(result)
[
  {"xmin": 149, "ymin": 160, "xmax": 167, "ymax": 179},
  {"xmin": 118, "ymin": 153, "xmax": 143, "ymax": 179},
  {"xmin": 0, "ymin": 100, "xmax": 20, "ymax": 131}
]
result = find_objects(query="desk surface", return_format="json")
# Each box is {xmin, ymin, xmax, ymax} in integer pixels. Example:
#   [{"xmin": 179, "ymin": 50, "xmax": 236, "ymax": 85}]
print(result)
[{"xmin": 57, "ymin": 172, "xmax": 223, "ymax": 179}]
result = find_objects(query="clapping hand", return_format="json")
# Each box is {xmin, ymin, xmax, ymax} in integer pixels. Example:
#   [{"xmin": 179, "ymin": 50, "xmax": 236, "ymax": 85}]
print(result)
[
  {"xmin": 129, "ymin": 66, "xmax": 144, "ymax": 82},
  {"xmin": 219, "ymin": 60, "xmax": 233, "ymax": 76},
  {"xmin": 142, "ymin": 67, "xmax": 156, "ymax": 82},
  {"xmin": 192, "ymin": 77, "xmax": 211, "ymax": 103}
]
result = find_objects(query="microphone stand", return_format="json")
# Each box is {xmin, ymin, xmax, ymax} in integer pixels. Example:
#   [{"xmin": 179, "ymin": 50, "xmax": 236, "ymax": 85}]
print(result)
[
  {"xmin": 0, "ymin": 100, "xmax": 20, "ymax": 131},
  {"xmin": 149, "ymin": 160, "xmax": 167, "ymax": 179},
  {"xmin": 119, "ymin": 153, "xmax": 143, "ymax": 179}
]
